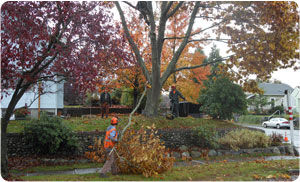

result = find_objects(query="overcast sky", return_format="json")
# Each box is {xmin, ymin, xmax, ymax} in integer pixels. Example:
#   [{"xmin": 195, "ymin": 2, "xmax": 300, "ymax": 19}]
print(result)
[
  {"xmin": 114, "ymin": 3, "xmax": 299, "ymax": 89},
  {"xmin": 203, "ymin": 42, "xmax": 300, "ymax": 89}
]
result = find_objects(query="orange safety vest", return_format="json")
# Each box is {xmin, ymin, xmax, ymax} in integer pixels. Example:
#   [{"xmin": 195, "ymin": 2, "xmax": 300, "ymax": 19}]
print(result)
[{"xmin": 104, "ymin": 127, "xmax": 118, "ymax": 149}]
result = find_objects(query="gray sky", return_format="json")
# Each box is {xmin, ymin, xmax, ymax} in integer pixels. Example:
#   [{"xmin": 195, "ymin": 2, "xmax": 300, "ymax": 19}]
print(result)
[{"xmin": 203, "ymin": 42, "xmax": 300, "ymax": 89}]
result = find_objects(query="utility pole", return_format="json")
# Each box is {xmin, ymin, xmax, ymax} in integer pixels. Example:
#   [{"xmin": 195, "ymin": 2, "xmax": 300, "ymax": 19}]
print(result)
[{"xmin": 285, "ymin": 89, "xmax": 295, "ymax": 146}]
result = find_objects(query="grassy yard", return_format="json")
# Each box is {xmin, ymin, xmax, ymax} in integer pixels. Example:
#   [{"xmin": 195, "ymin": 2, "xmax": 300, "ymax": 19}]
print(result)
[
  {"xmin": 7, "ymin": 114, "xmax": 244, "ymax": 133},
  {"xmin": 17, "ymin": 159, "xmax": 299, "ymax": 181},
  {"xmin": 10, "ymin": 162, "xmax": 102, "ymax": 174}
]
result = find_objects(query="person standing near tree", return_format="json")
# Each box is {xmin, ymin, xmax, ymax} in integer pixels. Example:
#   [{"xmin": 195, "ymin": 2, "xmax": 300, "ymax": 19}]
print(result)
[
  {"xmin": 100, "ymin": 87, "xmax": 112, "ymax": 118},
  {"xmin": 169, "ymin": 84, "xmax": 185, "ymax": 118}
]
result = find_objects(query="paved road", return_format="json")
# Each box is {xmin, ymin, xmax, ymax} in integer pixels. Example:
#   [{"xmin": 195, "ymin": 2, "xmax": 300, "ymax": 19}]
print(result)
[{"xmin": 244, "ymin": 124, "xmax": 300, "ymax": 149}]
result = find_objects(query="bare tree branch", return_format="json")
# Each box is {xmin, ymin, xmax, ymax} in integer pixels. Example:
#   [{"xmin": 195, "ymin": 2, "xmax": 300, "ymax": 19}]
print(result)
[
  {"xmin": 166, "ymin": 2, "xmax": 184, "ymax": 18},
  {"xmin": 123, "ymin": 1, "xmax": 138, "ymax": 10},
  {"xmin": 161, "ymin": 2, "xmax": 200, "ymax": 85},
  {"xmin": 164, "ymin": 18, "xmax": 230, "ymax": 41},
  {"xmin": 114, "ymin": 2, "xmax": 151, "ymax": 83},
  {"xmin": 173, "ymin": 57, "xmax": 228, "ymax": 73},
  {"xmin": 188, "ymin": 38, "xmax": 230, "ymax": 43}
]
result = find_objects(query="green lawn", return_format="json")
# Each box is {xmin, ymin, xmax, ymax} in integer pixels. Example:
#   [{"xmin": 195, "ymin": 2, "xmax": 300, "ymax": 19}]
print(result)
[
  {"xmin": 18, "ymin": 159, "xmax": 299, "ymax": 181},
  {"xmin": 7, "ymin": 115, "xmax": 245, "ymax": 133},
  {"xmin": 10, "ymin": 162, "xmax": 102, "ymax": 174}
]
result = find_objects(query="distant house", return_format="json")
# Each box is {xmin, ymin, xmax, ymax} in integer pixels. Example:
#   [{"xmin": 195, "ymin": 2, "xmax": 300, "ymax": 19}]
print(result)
[
  {"xmin": 1, "ymin": 80, "xmax": 64, "ymax": 119},
  {"xmin": 283, "ymin": 86, "xmax": 300, "ymax": 114},
  {"xmin": 247, "ymin": 82, "xmax": 294, "ymax": 112}
]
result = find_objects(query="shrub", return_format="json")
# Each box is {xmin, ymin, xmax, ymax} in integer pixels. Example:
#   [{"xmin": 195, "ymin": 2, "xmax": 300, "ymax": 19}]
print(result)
[
  {"xmin": 85, "ymin": 90, "xmax": 99, "ymax": 106},
  {"xmin": 268, "ymin": 106, "xmax": 284, "ymax": 115},
  {"xmin": 218, "ymin": 129, "xmax": 271, "ymax": 151},
  {"xmin": 269, "ymin": 132, "xmax": 283, "ymax": 146},
  {"xmin": 194, "ymin": 123, "xmax": 219, "ymax": 149},
  {"xmin": 120, "ymin": 88, "xmax": 134, "ymax": 106},
  {"xmin": 14, "ymin": 108, "xmax": 30, "ymax": 117},
  {"xmin": 198, "ymin": 77, "xmax": 247, "ymax": 120},
  {"xmin": 23, "ymin": 113, "xmax": 78, "ymax": 154}
]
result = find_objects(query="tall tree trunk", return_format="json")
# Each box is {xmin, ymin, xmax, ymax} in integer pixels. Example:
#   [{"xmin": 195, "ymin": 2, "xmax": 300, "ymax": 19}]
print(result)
[
  {"xmin": 1, "ymin": 80, "xmax": 30, "ymax": 178},
  {"xmin": 143, "ymin": 85, "xmax": 162, "ymax": 117},
  {"xmin": 1, "ymin": 117, "xmax": 9, "ymax": 179}
]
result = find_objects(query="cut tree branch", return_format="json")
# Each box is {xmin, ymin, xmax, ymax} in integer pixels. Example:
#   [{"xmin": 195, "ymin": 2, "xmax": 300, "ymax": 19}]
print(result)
[{"xmin": 120, "ymin": 81, "xmax": 148, "ymax": 141}]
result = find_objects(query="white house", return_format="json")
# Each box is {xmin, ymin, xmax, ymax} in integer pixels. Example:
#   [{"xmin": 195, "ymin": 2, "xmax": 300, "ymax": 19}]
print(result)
[
  {"xmin": 1, "ymin": 80, "xmax": 64, "ymax": 119},
  {"xmin": 258, "ymin": 82, "xmax": 294, "ymax": 110},
  {"xmin": 247, "ymin": 82, "xmax": 294, "ymax": 113},
  {"xmin": 283, "ymin": 86, "xmax": 300, "ymax": 114}
]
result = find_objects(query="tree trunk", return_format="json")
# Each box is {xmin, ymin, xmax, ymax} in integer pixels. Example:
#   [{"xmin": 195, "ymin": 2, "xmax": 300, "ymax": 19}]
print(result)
[
  {"xmin": 143, "ymin": 85, "xmax": 161, "ymax": 117},
  {"xmin": 1, "ymin": 117, "xmax": 9, "ymax": 179},
  {"xmin": 1, "ymin": 80, "xmax": 30, "ymax": 178}
]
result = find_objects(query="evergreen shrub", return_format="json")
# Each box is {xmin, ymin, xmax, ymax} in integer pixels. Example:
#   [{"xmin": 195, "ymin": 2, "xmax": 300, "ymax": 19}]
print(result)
[
  {"xmin": 194, "ymin": 123, "xmax": 219, "ymax": 149},
  {"xmin": 23, "ymin": 113, "xmax": 78, "ymax": 154}
]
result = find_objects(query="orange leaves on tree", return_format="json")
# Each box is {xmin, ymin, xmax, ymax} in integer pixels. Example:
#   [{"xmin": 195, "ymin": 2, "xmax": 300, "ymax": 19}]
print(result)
[
  {"xmin": 112, "ymin": 9, "xmax": 150, "ymax": 93},
  {"xmin": 165, "ymin": 50, "xmax": 211, "ymax": 103}
]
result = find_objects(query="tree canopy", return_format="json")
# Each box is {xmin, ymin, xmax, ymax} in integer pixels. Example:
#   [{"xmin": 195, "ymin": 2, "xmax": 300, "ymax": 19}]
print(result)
[
  {"xmin": 1, "ymin": 1, "xmax": 129, "ymax": 178},
  {"xmin": 115, "ymin": 1, "xmax": 299, "ymax": 117}
]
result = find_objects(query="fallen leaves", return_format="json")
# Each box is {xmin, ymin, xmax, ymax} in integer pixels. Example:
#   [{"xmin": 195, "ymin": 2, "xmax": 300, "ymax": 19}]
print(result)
[{"xmin": 253, "ymin": 173, "xmax": 291, "ymax": 180}]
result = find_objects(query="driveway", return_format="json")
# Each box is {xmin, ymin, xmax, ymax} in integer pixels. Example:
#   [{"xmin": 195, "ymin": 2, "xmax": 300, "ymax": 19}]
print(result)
[{"xmin": 243, "ymin": 124, "xmax": 300, "ymax": 149}]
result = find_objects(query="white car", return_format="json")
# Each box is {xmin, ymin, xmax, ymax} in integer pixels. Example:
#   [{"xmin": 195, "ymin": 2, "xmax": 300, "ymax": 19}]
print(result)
[{"xmin": 262, "ymin": 118, "xmax": 290, "ymax": 129}]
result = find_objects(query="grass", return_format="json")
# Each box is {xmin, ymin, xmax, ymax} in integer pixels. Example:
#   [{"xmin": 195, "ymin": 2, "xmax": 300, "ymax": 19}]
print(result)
[
  {"xmin": 7, "ymin": 120, "xmax": 29, "ymax": 133},
  {"xmin": 7, "ymin": 115, "xmax": 244, "ymax": 133},
  {"xmin": 18, "ymin": 159, "xmax": 299, "ymax": 181},
  {"xmin": 10, "ymin": 162, "xmax": 102, "ymax": 174}
]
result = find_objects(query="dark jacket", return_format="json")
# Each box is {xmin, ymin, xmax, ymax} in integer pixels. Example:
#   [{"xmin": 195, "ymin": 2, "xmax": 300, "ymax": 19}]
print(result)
[
  {"xmin": 100, "ymin": 92, "xmax": 112, "ymax": 106},
  {"xmin": 169, "ymin": 90, "xmax": 185, "ymax": 104}
]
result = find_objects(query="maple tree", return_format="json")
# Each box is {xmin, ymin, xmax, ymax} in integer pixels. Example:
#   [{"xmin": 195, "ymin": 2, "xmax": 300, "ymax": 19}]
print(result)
[
  {"xmin": 115, "ymin": 1, "xmax": 299, "ymax": 117},
  {"xmin": 161, "ymin": 8, "xmax": 210, "ymax": 103},
  {"xmin": 164, "ymin": 49, "xmax": 210, "ymax": 103},
  {"xmin": 110, "ymin": 9, "xmax": 151, "ymax": 107},
  {"xmin": 1, "ymin": 1, "xmax": 129, "ymax": 178}
]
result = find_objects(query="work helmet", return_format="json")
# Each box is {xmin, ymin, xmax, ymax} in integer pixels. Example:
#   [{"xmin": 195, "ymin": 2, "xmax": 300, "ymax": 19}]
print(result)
[
  {"xmin": 171, "ymin": 84, "xmax": 176, "ymax": 90},
  {"xmin": 111, "ymin": 117, "xmax": 119, "ymax": 125}
]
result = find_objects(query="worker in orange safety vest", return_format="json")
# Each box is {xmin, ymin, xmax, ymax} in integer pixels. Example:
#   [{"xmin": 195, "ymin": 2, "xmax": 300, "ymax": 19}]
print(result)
[{"xmin": 99, "ymin": 117, "xmax": 120, "ymax": 178}]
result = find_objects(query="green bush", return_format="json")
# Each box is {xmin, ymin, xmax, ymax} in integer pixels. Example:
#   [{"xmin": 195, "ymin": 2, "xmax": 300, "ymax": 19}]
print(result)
[
  {"xmin": 194, "ymin": 123, "xmax": 219, "ymax": 149},
  {"xmin": 218, "ymin": 129, "xmax": 270, "ymax": 151},
  {"xmin": 198, "ymin": 77, "xmax": 247, "ymax": 120},
  {"xmin": 268, "ymin": 106, "xmax": 284, "ymax": 115},
  {"xmin": 121, "ymin": 88, "xmax": 134, "ymax": 106},
  {"xmin": 85, "ymin": 90, "xmax": 99, "ymax": 106},
  {"xmin": 23, "ymin": 113, "xmax": 78, "ymax": 154}
]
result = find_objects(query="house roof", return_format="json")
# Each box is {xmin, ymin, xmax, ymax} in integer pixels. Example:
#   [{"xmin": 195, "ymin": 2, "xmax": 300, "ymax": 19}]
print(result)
[{"xmin": 258, "ymin": 82, "xmax": 293, "ymax": 96}]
